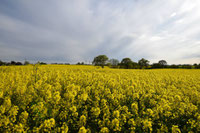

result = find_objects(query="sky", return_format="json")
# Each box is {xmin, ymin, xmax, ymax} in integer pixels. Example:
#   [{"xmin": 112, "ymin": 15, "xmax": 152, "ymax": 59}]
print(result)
[{"xmin": 0, "ymin": 0, "xmax": 200, "ymax": 64}]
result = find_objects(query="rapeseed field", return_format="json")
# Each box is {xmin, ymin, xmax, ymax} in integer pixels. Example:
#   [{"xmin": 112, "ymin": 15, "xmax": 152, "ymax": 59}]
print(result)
[{"xmin": 0, "ymin": 65, "xmax": 199, "ymax": 132}]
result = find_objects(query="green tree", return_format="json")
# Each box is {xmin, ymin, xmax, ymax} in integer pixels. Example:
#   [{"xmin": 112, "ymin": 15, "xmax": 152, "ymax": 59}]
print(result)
[
  {"xmin": 109, "ymin": 59, "xmax": 119, "ymax": 66},
  {"xmin": 11, "ymin": 61, "xmax": 16, "ymax": 65},
  {"xmin": 24, "ymin": 61, "xmax": 30, "ymax": 65},
  {"xmin": 158, "ymin": 60, "xmax": 167, "ymax": 68},
  {"xmin": 0, "ymin": 60, "xmax": 5, "ymax": 66},
  {"xmin": 138, "ymin": 58, "xmax": 149, "ymax": 69},
  {"xmin": 120, "ymin": 58, "xmax": 133, "ymax": 69},
  {"xmin": 92, "ymin": 55, "xmax": 109, "ymax": 68}
]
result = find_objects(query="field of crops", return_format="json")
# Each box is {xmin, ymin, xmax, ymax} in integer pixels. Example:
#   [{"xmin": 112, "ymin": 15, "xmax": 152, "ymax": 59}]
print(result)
[{"xmin": 0, "ymin": 65, "xmax": 199, "ymax": 132}]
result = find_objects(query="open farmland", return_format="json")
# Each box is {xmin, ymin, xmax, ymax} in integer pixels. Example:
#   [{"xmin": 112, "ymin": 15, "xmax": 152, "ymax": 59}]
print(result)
[{"xmin": 0, "ymin": 65, "xmax": 200, "ymax": 132}]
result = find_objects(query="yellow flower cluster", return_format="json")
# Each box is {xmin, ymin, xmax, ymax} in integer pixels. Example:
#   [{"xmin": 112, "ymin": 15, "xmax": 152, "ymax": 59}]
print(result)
[{"xmin": 0, "ymin": 65, "xmax": 200, "ymax": 132}]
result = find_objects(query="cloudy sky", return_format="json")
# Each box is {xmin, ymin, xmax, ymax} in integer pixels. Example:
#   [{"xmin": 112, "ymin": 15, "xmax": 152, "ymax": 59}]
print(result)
[{"xmin": 0, "ymin": 0, "xmax": 200, "ymax": 64}]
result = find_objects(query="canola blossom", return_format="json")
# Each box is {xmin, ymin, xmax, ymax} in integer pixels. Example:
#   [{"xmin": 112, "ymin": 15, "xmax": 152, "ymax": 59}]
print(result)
[{"xmin": 0, "ymin": 65, "xmax": 200, "ymax": 132}]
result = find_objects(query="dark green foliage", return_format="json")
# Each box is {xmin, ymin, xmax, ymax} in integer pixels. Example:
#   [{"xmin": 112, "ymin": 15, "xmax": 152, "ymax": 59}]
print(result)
[
  {"xmin": 138, "ymin": 58, "xmax": 150, "ymax": 69},
  {"xmin": 24, "ymin": 61, "xmax": 30, "ymax": 65},
  {"xmin": 120, "ymin": 58, "xmax": 133, "ymax": 69},
  {"xmin": 108, "ymin": 59, "xmax": 119, "ymax": 66},
  {"xmin": 158, "ymin": 60, "xmax": 167, "ymax": 66},
  {"xmin": 92, "ymin": 55, "xmax": 109, "ymax": 68}
]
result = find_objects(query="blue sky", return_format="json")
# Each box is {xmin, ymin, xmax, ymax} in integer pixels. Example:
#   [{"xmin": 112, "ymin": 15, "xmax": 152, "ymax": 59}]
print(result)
[{"xmin": 0, "ymin": 0, "xmax": 200, "ymax": 64}]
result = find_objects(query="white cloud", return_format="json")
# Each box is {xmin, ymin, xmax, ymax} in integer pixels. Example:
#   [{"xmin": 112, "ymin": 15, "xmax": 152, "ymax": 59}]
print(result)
[
  {"xmin": 170, "ymin": 12, "xmax": 177, "ymax": 17},
  {"xmin": 0, "ymin": 0, "xmax": 200, "ymax": 64}
]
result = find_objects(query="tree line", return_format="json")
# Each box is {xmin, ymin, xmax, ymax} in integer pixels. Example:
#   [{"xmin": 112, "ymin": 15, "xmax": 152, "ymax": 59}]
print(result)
[
  {"xmin": 0, "ymin": 60, "xmax": 47, "ymax": 66},
  {"xmin": 1, "ymin": 56, "xmax": 200, "ymax": 69},
  {"xmin": 92, "ymin": 55, "xmax": 200, "ymax": 69}
]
